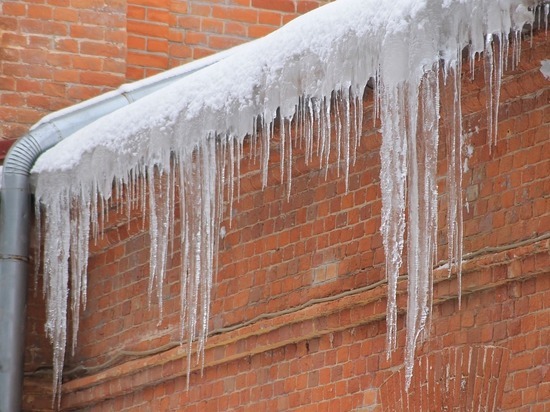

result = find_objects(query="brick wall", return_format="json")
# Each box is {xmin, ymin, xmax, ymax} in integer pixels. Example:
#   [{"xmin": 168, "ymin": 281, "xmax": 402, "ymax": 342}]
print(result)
[
  {"xmin": 22, "ymin": 28, "xmax": 550, "ymax": 410},
  {"xmin": 0, "ymin": 0, "xmax": 329, "ymax": 152},
  {"xmin": 0, "ymin": 0, "xmax": 127, "ymax": 143}
]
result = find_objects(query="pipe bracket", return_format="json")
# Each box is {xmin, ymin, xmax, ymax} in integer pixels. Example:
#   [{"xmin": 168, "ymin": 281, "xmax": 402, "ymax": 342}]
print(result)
[{"xmin": 0, "ymin": 254, "xmax": 29, "ymax": 263}]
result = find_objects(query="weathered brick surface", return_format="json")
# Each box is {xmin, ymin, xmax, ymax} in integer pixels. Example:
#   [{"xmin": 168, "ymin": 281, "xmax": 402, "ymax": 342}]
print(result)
[
  {"xmin": 0, "ymin": 0, "xmax": 127, "ymax": 143},
  {"xmin": 16, "ymin": 6, "xmax": 550, "ymax": 412}
]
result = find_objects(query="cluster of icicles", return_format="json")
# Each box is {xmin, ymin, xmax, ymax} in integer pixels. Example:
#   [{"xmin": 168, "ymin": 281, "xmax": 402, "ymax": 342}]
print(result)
[{"xmin": 31, "ymin": 0, "xmax": 548, "ymax": 404}]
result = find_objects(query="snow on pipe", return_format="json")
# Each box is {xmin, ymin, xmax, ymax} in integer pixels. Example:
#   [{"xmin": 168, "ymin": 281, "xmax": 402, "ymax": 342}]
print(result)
[
  {"xmin": 22, "ymin": 0, "xmax": 550, "ymax": 406},
  {"xmin": 0, "ymin": 50, "xmax": 237, "ymax": 410}
]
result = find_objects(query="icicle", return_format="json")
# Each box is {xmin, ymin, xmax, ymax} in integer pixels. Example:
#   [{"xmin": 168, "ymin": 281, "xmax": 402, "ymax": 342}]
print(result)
[
  {"xmin": 319, "ymin": 97, "xmax": 330, "ymax": 172},
  {"xmin": 335, "ymin": 92, "xmax": 342, "ymax": 178},
  {"xmin": 260, "ymin": 118, "xmax": 271, "ymax": 189},
  {"xmin": 343, "ymin": 88, "xmax": 351, "ymax": 192},
  {"xmin": 310, "ymin": 98, "xmax": 316, "ymax": 164},
  {"xmin": 352, "ymin": 91, "xmax": 363, "ymax": 167},
  {"xmin": 169, "ymin": 157, "xmax": 177, "ymax": 258},
  {"xmin": 484, "ymin": 33, "xmax": 503, "ymax": 149},
  {"xmin": 323, "ymin": 95, "xmax": 332, "ymax": 177},
  {"xmin": 443, "ymin": 59, "xmax": 464, "ymax": 308},
  {"xmin": 147, "ymin": 168, "xmax": 160, "ymax": 310},
  {"xmin": 69, "ymin": 193, "xmax": 91, "ymax": 355},
  {"xmin": 546, "ymin": 4, "xmax": 549, "ymax": 33},
  {"xmin": 280, "ymin": 115, "xmax": 286, "ymax": 187},
  {"xmin": 228, "ymin": 135, "xmax": 235, "ymax": 220},
  {"xmin": 42, "ymin": 189, "xmax": 71, "ymax": 407},
  {"xmin": 286, "ymin": 118, "xmax": 293, "ymax": 199},
  {"xmin": 404, "ymin": 68, "xmax": 440, "ymax": 390},
  {"xmin": 178, "ymin": 156, "xmax": 190, "ymax": 344},
  {"xmin": 380, "ymin": 83, "xmax": 408, "ymax": 356}
]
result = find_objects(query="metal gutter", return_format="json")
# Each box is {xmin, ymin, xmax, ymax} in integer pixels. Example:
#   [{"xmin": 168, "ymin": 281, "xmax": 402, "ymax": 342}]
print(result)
[{"xmin": 0, "ymin": 46, "xmax": 237, "ymax": 411}]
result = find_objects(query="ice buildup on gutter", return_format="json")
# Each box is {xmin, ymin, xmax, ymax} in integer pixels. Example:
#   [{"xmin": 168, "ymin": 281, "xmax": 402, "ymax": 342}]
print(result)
[{"xmin": 30, "ymin": 0, "xmax": 546, "ymax": 401}]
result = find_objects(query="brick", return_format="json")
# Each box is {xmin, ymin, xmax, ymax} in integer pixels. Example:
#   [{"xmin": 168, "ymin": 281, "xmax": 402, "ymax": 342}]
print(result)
[
  {"xmin": 258, "ymin": 10, "xmax": 282, "ymax": 26},
  {"xmin": 189, "ymin": 3, "xmax": 212, "ymax": 17},
  {"xmin": 297, "ymin": 1, "xmax": 321, "ymax": 13},
  {"xmin": 52, "ymin": 8, "xmax": 78, "ymax": 22},
  {"xmin": 0, "ymin": 77, "xmax": 17, "ymax": 91},
  {"xmin": 168, "ymin": 43, "xmax": 191, "ymax": 59},
  {"xmin": 146, "ymin": 38, "xmax": 168, "ymax": 53},
  {"xmin": 2, "ymin": 2, "xmax": 27, "ymax": 16},
  {"xmin": 128, "ymin": 35, "xmax": 146, "ymax": 50},
  {"xmin": 72, "ymin": 55, "xmax": 103, "ymax": 71},
  {"xmin": 185, "ymin": 31, "xmax": 208, "ymax": 46},
  {"xmin": 1, "ymin": 33, "xmax": 27, "ymax": 47},
  {"xmin": 0, "ymin": 15, "xmax": 19, "ymax": 31},
  {"xmin": 80, "ymin": 71, "xmax": 123, "ymax": 87},
  {"xmin": 70, "ymin": 24, "xmax": 105, "ymax": 40},
  {"xmin": 212, "ymin": 6, "xmax": 258, "ymax": 24},
  {"xmin": 252, "ymin": 0, "xmax": 295, "ymax": 13},
  {"xmin": 27, "ymin": 4, "xmax": 53, "ymax": 19},
  {"xmin": 147, "ymin": 8, "xmax": 170, "ymax": 24},
  {"xmin": 248, "ymin": 24, "xmax": 275, "ymax": 39},
  {"xmin": 0, "ymin": 47, "xmax": 20, "ymax": 62},
  {"xmin": 202, "ymin": 17, "xmax": 224, "ymax": 34},
  {"xmin": 43, "ymin": 82, "xmax": 66, "ymax": 97},
  {"xmin": 127, "ymin": 5, "xmax": 146, "ymax": 19},
  {"xmin": 127, "ymin": 51, "xmax": 168, "ymax": 69},
  {"xmin": 47, "ymin": 0, "xmax": 70, "ymax": 5},
  {"xmin": 54, "ymin": 38, "xmax": 78, "ymax": 53},
  {"xmin": 80, "ymin": 41, "xmax": 124, "ymax": 58},
  {"xmin": 53, "ymin": 69, "xmax": 79, "ymax": 83},
  {"xmin": 127, "ymin": 20, "xmax": 169, "ymax": 38},
  {"xmin": 16, "ymin": 79, "xmax": 43, "ymax": 93},
  {"xmin": 80, "ymin": 10, "xmax": 125, "ymax": 28},
  {"xmin": 208, "ymin": 35, "xmax": 243, "ymax": 50},
  {"xmin": 175, "ymin": 15, "xmax": 200, "ymax": 30},
  {"xmin": 128, "ymin": 0, "xmax": 170, "ymax": 7},
  {"xmin": 0, "ymin": 93, "xmax": 25, "ymax": 107}
]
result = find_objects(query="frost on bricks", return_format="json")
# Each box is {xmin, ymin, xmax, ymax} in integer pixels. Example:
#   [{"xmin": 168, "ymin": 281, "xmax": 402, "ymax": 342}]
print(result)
[{"xmin": 29, "ymin": 0, "xmax": 550, "ymax": 404}]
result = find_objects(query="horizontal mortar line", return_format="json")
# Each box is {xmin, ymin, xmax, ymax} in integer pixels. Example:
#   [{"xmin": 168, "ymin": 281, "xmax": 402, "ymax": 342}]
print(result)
[
  {"xmin": 62, "ymin": 235, "xmax": 550, "ymax": 395},
  {"xmin": 60, "ymin": 235, "xmax": 549, "ymax": 407},
  {"xmin": 62, "ymin": 281, "xmax": 389, "ymax": 397}
]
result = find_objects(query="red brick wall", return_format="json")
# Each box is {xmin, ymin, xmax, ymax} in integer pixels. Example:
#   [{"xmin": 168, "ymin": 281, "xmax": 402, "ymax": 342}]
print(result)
[
  {"xmin": 0, "ymin": 0, "xmax": 329, "ymax": 152},
  {"xmin": 22, "ymin": 30, "xmax": 549, "ymax": 410},
  {"xmin": 0, "ymin": 0, "xmax": 127, "ymax": 142}
]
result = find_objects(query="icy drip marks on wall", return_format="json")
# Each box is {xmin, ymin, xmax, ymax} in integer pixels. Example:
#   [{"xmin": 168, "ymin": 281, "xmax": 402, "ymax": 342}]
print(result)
[
  {"xmin": 30, "ymin": 0, "xmax": 545, "ymax": 403},
  {"xmin": 379, "ymin": 68, "xmax": 442, "ymax": 387}
]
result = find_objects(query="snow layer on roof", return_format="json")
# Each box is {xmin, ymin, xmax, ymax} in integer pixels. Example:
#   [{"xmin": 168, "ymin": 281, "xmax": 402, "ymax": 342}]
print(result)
[
  {"xmin": 33, "ymin": 0, "xmax": 538, "ymax": 176},
  {"xmin": 30, "ymin": 0, "xmax": 545, "ymax": 403}
]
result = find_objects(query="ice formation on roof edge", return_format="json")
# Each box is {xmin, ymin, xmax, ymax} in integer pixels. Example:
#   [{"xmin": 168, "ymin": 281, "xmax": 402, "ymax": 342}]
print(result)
[{"xmin": 30, "ymin": 0, "xmax": 546, "ymax": 403}]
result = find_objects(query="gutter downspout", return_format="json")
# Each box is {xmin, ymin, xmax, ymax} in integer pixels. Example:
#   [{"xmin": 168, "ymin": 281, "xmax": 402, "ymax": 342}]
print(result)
[{"xmin": 0, "ymin": 48, "xmax": 236, "ymax": 411}]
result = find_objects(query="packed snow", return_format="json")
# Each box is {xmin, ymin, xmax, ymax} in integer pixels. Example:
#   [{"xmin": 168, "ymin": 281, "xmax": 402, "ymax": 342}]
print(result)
[{"xmin": 30, "ymin": 0, "xmax": 546, "ymax": 401}]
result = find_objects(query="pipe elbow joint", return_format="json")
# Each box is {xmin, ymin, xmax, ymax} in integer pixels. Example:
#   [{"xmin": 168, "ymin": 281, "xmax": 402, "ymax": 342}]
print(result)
[{"xmin": 3, "ymin": 122, "xmax": 62, "ymax": 180}]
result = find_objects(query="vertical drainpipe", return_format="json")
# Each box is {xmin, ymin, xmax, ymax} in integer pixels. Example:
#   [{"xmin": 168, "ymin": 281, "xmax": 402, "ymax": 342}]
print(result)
[
  {"xmin": 0, "ymin": 92, "xmax": 159, "ymax": 410},
  {"xmin": 0, "ymin": 49, "xmax": 234, "ymax": 411},
  {"xmin": 0, "ymin": 124, "xmax": 64, "ymax": 412}
]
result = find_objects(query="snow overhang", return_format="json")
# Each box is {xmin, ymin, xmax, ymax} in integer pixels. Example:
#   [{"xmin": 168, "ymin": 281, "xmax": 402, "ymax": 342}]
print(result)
[{"xmin": 32, "ymin": 0, "xmax": 540, "ymax": 181}]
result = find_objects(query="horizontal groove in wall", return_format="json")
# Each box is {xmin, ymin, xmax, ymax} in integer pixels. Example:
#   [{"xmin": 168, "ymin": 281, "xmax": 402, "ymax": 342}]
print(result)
[{"xmin": 59, "ymin": 236, "xmax": 549, "ymax": 409}]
